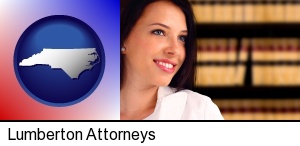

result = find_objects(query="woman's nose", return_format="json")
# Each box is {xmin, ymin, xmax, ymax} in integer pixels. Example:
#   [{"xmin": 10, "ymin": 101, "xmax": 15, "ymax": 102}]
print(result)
[{"xmin": 164, "ymin": 37, "xmax": 180, "ymax": 56}]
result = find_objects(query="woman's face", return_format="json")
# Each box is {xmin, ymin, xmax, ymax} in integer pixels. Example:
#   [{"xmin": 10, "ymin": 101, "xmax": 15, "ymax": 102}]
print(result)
[{"xmin": 123, "ymin": 1, "xmax": 187, "ymax": 87}]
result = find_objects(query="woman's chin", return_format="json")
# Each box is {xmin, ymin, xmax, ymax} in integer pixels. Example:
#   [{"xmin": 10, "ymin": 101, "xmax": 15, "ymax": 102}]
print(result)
[{"xmin": 150, "ymin": 76, "xmax": 173, "ymax": 87}]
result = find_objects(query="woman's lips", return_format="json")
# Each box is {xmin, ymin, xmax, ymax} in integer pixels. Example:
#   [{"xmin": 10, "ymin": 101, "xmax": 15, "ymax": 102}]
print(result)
[{"xmin": 153, "ymin": 59, "xmax": 177, "ymax": 73}]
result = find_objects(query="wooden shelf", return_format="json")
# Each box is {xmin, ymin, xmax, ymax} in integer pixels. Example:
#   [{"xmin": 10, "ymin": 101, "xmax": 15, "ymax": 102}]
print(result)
[
  {"xmin": 193, "ymin": 86, "xmax": 300, "ymax": 99},
  {"xmin": 196, "ymin": 23, "xmax": 300, "ymax": 38},
  {"xmin": 190, "ymin": 0, "xmax": 299, "ymax": 5},
  {"xmin": 195, "ymin": 23, "xmax": 300, "ymax": 99}
]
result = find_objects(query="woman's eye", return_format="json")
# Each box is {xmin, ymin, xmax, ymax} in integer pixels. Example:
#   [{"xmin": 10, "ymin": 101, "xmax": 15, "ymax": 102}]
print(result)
[
  {"xmin": 152, "ymin": 30, "xmax": 165, "ymax": 36},
  {"xmin": 179, "ymin": 36, "xmax": 187, "ymax": 42}
]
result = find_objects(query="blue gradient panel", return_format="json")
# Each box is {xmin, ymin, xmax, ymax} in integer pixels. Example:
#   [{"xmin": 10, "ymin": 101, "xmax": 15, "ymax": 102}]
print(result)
[{"xmin": 0, "ymin": 0, "xmax": 120, "ymax": 119}]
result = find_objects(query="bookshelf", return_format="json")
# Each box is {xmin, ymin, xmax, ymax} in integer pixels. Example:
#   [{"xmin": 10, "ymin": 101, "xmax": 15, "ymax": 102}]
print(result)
[
  {"xmin": 190, "ymin": 0, "xmax": 300, "ymax": 119},
  {"xmin": 193, "ymin": 23, "xmax": 300, "ymax": 99}
]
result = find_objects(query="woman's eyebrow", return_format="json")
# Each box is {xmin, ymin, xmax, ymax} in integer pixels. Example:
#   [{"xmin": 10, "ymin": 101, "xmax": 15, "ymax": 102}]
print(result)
[
  {"xmin": 181, "ymin": 30, "xmax": 188, "ymax": 33},
  {"xmin": 148, "ymin": 23, "xmax": 187, "ymax": 33},
  {"xmin": 148, "ymin": 23, "xmax": 170, "ymax": 29}
]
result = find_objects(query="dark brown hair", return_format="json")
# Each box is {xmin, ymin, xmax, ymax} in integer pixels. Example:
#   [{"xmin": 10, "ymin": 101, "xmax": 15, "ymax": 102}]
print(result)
[{"xmin": 121, "ymin": 0, "xmax": 197, "ymax": 91}]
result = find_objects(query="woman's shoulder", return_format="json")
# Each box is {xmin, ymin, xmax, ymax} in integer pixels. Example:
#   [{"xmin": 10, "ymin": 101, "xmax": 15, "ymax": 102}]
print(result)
[
  {"xmin": 157, "ymin": 86, "xmax": 224, "ymax": 120},
  {"xmin": 161, "ymin": 86, "xmax": 212, "ymax": 102},
  {"xmin": 179, "ymin": 89, "xmax": 216, "ymax": 109},
  {"xmin": 181, "ymin": 89, "xmax": 212, "ymax": 101},
  {"xmin": 177, "ymin": 88, "xmax": 224, "ymax": 120}
]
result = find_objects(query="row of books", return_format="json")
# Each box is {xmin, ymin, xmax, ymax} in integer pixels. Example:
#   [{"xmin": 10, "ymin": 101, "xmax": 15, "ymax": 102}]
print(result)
[
  {"xmin": 213, "ymin": 99, "xmax": 300, "ymax": 120},
  {"xmin": 197, "ymin": 38, "xmax": 300, "ymax": 62},
  {"xmin": 192, "ymin": 2, "xmax": 300, "ymax": 23},
  {"xmin": 196, "ymin": 38, "xmax": 300, "ymax": 86}
]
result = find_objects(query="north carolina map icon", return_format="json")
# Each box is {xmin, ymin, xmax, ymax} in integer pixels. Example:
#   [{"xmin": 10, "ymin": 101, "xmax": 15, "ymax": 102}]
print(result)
[
  {"xmin": 19, "ymin": 48, "xmax": 99, "ymax": 79},
  {"xmin": 14, "ymin": 15, "xmax": 105, "ymax": 106}
]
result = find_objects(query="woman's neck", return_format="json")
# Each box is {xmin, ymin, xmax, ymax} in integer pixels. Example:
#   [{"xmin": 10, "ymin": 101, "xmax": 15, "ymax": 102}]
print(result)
[{"xmin": 120, "ymin": 81, "xmax": 159, "ymax": 120}]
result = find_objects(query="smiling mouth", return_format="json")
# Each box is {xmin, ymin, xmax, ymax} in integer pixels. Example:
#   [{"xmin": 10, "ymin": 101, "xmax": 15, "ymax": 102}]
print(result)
[{"xmin": 153, "ymin": 59, "xmax": 177, "ymax": 73}]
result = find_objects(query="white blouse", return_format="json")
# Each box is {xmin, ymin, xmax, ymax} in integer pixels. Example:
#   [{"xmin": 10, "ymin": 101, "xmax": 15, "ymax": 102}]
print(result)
[{"xmin": 144, "ymin": 86, "xmax": 224, "ymax": 120}]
